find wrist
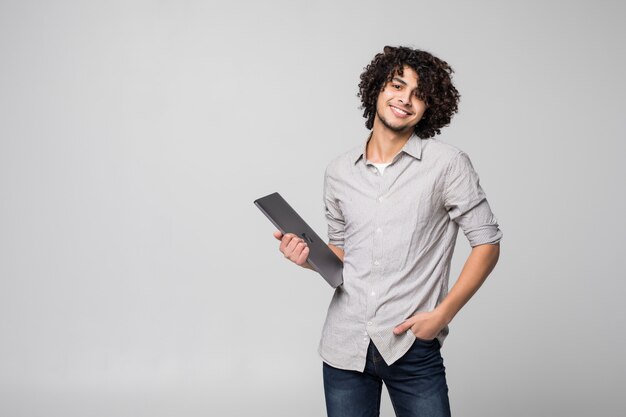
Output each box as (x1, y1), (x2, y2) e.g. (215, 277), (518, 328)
(433, 306), (453, 326)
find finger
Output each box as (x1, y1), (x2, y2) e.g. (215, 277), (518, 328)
(288, 240), (306, 261)
(279, 233), (296, 253)
(295, 245), (309, 265)
(273, 230), (283, 240)
(285, 236), (303, 257)
(393, 320), (412, 335)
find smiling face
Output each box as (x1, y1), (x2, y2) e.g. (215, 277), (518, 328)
(374, 66), (427, 134)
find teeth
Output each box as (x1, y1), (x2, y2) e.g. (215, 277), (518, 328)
(392, 106), (409, 115)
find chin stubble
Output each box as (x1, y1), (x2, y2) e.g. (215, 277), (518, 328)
(376, 109), (414, 133)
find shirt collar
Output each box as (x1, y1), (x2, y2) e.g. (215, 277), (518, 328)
(352, 131), (423, 165)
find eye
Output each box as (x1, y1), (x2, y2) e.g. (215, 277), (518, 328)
(392, 84), (401, 90)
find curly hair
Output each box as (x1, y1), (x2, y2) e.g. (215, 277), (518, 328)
(358, 46), (460, 139)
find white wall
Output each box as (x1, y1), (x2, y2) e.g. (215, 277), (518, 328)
(1, 1), (625, 416)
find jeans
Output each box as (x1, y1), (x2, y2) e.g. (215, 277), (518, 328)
(323, 338), (451, 417)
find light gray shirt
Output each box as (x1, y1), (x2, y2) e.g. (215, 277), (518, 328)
(318, 132), (503, 371)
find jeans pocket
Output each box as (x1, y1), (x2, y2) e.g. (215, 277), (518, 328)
(413, 334), (437, 344)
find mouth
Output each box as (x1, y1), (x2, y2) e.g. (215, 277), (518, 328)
(389, 105), (412, 118)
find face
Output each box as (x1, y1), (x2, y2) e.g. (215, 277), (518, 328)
(374, 66), (427, 134)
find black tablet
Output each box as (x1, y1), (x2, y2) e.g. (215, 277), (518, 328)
(254, 192), (343, 288)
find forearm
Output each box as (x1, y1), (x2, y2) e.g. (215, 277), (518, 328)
(434, 243), (500, 325)
(328, 243), (345, 262)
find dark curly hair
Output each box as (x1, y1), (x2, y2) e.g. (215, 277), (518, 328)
(358, 45), (460, 139)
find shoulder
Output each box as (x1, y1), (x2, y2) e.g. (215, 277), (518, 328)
(325, 144), (361, 177)
(421, 137), (465, 163)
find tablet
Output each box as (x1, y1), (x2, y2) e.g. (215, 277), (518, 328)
(254, 192), (343, 288)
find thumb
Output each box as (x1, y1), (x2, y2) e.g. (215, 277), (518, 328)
(393, 319), (412, 335)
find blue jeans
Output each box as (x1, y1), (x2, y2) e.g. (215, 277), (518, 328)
(323, 338), (451, 417)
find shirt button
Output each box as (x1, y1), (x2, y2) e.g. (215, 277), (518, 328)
(374, 260), (380, 266)
(367, 321), (372, 326)
(371, 291), (376, 296)
(363, 337), (368, 341)
(377, 196), (383, 202)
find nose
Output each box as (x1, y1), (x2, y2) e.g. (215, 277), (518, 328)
(398, 91), (412, 107)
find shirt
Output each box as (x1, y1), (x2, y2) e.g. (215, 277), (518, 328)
(318, 132), (503, 372)
(371, 161), (391, 175)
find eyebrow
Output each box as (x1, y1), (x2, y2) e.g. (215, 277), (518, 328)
(391, 77), (419, 91)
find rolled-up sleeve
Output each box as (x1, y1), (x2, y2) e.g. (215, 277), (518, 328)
(443, 152), (503, 247)
(323, 165), (345, 248)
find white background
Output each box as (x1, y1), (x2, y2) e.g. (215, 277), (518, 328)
(1, 1), (625, 416)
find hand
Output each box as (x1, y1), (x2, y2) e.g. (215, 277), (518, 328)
(393, 310), (447, 341)
(273, 231), (311, 268)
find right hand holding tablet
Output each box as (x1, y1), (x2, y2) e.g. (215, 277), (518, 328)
(273, 231), (311, 268)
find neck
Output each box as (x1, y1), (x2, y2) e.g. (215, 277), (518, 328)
(366, 120), (414, 163)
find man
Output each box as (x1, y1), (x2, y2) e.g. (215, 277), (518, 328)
(273, 45), (502, 417)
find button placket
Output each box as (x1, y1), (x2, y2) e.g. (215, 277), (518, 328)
(373, 175), (386, 269)
(366, 168), (388, 336)
(365, 163), (385, 336)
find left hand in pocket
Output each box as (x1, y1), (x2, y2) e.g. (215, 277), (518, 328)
(393, 310), (447, 340)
